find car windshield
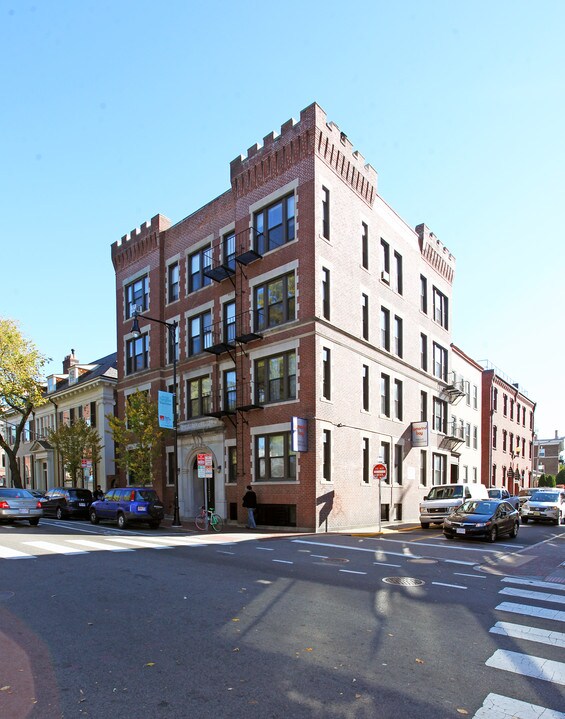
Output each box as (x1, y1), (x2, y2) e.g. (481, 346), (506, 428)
(530, 492), (559, 502)
(0, 489), (34, 499)
(426, 486), (463, 500)
(487, 489), (501, 498)
(68, 489), (92, 499)
(459, 500), (497, 515)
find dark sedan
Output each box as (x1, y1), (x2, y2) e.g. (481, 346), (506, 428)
(40, 487), (93, 519)
(443, 499), (520, 542)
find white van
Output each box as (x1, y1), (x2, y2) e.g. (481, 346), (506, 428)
(419, 483), (489, 528)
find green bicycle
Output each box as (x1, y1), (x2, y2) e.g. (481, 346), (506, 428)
(195, 506), (223, 532)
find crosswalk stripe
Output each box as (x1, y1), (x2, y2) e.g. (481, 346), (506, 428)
(473, 692), (565, 719)
(500, 587), (565, 605)
(485, 649), (565, 685)
(24, 541), (88, 555)
(0, 546), (36, 559)
(100, 537), (173, 549)
(67, 539), (134, 552)
(490, 621), (565, 648)
(502, 577), (565, 592)
(496, 602), (565, 623)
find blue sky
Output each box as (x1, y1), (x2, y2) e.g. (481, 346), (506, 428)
(1, 1), (563, 438)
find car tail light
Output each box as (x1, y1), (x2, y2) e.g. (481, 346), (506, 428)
(130, 491), (135, 501)
(0, 501), (10, 509)
(36, 501), (42, 509)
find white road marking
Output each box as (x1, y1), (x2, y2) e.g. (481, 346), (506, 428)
(485, 649), (565, 685)
(0, 546), (36, 559)
(445, 559), (476, 565)
(67, 539), (134, 552)
(293, 539), (422, 559)
(496, 602), (565, 623)
(272, 559), (293, 564)
(374, 562), (401, 568)
(490, 621), (565, 648)
(217, 550), (235, 555)
(24, 541), (88, 555)
(454, 573), (486, 579)
(432, 581), (467, 590)
(311, 554), (329, 559)
(502, 577), (565, 592)
(499, 587), (565, 605)
(256, 547), (275, 551)
(473, 692), (565, 719)
(371, 537), (515, 554)
(100, 537), (172, 549)
(339, 569), (367, 575)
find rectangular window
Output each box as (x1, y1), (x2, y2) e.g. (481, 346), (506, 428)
(255, 432), (296, 482)
(322, 267), (330, 320)
(380, 307), (390, 351)
(228, 446), (237, 483)
(503, 394), (508, 416)
(394, 444), (403, 485)
(361, 222), (369, 269)
(223, 232), (236, 271)
(168, 262), (179, 303)
(322, 187), (330, 240)
(394, 315), (403, 357)
(187, 376), (212, 418)
(420, 275), (428, 314)
(473, 425), (478, 449)
(433, 398), (447, 433)
(394, 379), (403, 420)
(362, 365), (369, 412)
(255, 193), (295, 254)
(363, 438), (370, 484)
(421, 333), (428, 371)
(362, 293), (369, 340)
(380, 239), (390, 280)
(433, 342), (448, 381)
(188, 247), (212, 293)
(125, 275), (148, 319)
(473, 385), (478, 410)
(224, 369), (237, 412)
(432, 453), (447, 485)
(255, 272), (295, 331)
(493, 425), (498, 449)
(502, 430), (507, 452)
(126, 334), (148, 374)
(322, 347), (331, 401)
(465, 423), (471, 447)
(188, 311), (212, 356)
(420, 391), (428, 422)
(432, 287), (449, 329)
(493, 388), (498, 411)
(394, 251), (403, 295)
(167, 323), (179, 364)
(323, 429), (331, 482)
(224, 301), (236, 344)
(380, 373), (390, 417)
(420, 450), (427, 486)
(380, 442), (390, 484)
(255, 351), (296, 405)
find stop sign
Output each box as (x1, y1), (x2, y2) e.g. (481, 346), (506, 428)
(373, 463), (387, 480)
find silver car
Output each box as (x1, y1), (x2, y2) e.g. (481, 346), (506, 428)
(0, 488), (43, 526)
(521, 490), (565, 525)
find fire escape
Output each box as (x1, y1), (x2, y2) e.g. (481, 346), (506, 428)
(439, 371), (467, 453)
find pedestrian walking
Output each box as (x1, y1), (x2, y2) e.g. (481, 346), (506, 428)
(242, 485), (257, 529)
(93, 485), (104, 500)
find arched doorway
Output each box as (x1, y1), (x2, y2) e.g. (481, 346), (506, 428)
(191, 456), (215, 513)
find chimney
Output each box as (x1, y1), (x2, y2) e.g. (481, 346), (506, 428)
(556, 430), (559, 439)
(62, 349), (79, 374)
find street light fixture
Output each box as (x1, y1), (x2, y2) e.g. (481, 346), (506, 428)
(131, 309), (181, 527)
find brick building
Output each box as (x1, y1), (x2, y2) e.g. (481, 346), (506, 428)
(111, 102), (461, 531)
(532, 432), (564, 483)
(449, 345), (483, 484)
(480, 363), (536, 493)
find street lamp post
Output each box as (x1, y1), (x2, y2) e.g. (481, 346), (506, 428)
(131, 310), (181, 527)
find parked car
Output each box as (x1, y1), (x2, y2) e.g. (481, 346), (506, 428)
(517, 487), (554, 508)
(443, 499), (520, 542)
(89, 487), (165, 529)
(40, 488), (93, 519)
(521, 490), (565, 525)
(0, 488), (43, 526)
(419, 483), (489, 528)
(487, 487), (520, 510)
(29, 489), (46, 499)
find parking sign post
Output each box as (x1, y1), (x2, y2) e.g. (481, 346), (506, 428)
(373, 463), (387, 533)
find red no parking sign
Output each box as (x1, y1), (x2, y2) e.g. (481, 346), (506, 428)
(373, 463), (387, 481)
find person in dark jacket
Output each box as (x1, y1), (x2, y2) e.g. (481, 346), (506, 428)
(242, 485), (257, 529)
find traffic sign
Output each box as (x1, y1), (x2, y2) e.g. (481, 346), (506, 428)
(373, 463), (387, 480)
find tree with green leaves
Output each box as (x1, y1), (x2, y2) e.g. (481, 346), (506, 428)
(556, 468), (565, 486)
(537, 473), (556, 488)
(48, 418), (102, 488)
(107, 390), (163, 486)
(0, 318), (49, 488)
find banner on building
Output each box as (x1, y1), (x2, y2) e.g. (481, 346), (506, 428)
(291, 417), (308, 452)
(411, 421), (429, 447)
(158, 391), (174, 429)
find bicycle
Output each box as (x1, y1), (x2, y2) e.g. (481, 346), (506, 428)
(194, 506), (223, 532)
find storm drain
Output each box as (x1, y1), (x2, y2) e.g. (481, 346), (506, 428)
(322, 557), (350, 564)
(382, 577), (425, 587)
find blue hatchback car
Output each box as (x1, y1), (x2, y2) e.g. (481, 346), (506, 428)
(89, 487), (165, 529)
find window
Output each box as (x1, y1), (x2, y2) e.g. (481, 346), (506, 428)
(188, 247), (212, 293)
(380, 307), (390, 351)
(433, 342), (448, 381)
(503, 394), (508, 416)
(187, 376), (211, 418)
(502, 430), (507, 452)
(510, 400), (514, 420)
(224, 301), (236, 344)
(362, 365), (369, 412)
(228, 446), (237, 483)
(361, 222), (369, 269)
(394, 444), (403, 484)
(393, 315), (403, 357)
(473, 385), (478, 409)
(362, 294), (369, 340)
(188, 311), (212, 356)
(223, 232), (236, 271)
(420, 450), (427, 486)
(363, 438), (370, 484)
(420, 275), (428, 314)
(380, 373), (390, 417)
(465, 423), (471, 447)
(224, 369), (237, 412)
(380, 442), (390, 484)
(255, 432), (296, 482)
(255, 193), (295, 254)
(493, 388), (498, 411)
(473, 426), (478, 449)
(322, 187), (330, 240)
(380, 239), (390, 280)
(126, 335), (148, 374)
(433, 398), (447, 433)
(255, 351), (296, 405)
(322, 267), (330, 320)
(167, 322), (179, 364)
(394, 379), (403, 420)
(125, 275), (148, 319)
(394, 251), (403, 295)
(421, 333), (428, 371)
(493, 425), (498, 449)
(420, 391), (428, 422)
(323, 429), (331, 482)
(168, 262), (179, 303)
(322, 347), (331, 401)
(255, 272), (295, 331)
(432, 287), (448, 329)
(432, 453), (447, 485)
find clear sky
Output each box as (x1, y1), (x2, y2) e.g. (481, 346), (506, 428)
(2, 1), (563, 439)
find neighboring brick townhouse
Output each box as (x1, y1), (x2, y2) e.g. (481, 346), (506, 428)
(111, 102), (464, 531)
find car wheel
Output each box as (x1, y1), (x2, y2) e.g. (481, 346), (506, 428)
(117, 513), (127, 530)
(89, 509), (99, 525)
(149, 521), (160, 529)
(487, 526), (498, 543)
(420, 522), (430, 529)
(28, 518), (40, 526)
(56, 506), (64, 520)
(509, 522), (519, 538)
(443, 532), (455, 540)
(553, 517), (560, 525)
(521, 517), (529, 524)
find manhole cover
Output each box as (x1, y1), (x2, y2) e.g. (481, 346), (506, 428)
(382, 577), (425, 587)
(322, 557), (350, 564)
(0, 591), (15, 602)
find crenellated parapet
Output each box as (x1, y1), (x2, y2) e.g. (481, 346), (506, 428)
(230, 102), (377, 205)
(416, 223), (456, 284)
(111, 214), (171, 271)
